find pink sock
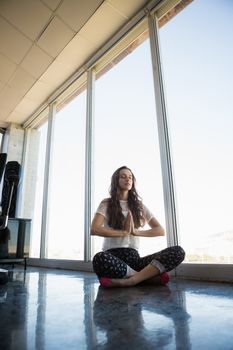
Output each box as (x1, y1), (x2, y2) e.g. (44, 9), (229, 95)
(160, 272), (169, 285)
(99, 277), (111, 287)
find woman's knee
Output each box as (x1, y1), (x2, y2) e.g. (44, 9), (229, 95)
(165, 245), (185, 263)
(92, 252), (106, 275)
(175, 245), (185, 262)
(93, 251), (106, 265)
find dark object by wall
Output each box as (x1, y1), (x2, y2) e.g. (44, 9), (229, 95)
(1, 161), (21, 218)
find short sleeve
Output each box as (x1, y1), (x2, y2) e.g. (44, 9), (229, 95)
(142, 204), (154, 223)
(96, 200), (108, 218)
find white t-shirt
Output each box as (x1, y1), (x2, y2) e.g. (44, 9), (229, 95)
(96, 199), (154, 251)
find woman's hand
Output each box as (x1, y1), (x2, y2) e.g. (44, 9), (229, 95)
(125, 211), (138, 236)
(124, 211), (132, 233)
(91, 213), (130, 238)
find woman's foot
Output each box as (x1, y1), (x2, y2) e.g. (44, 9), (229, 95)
(141, 272), (170, 285)
(99, 272), (169, 288)
(99, 276), (134, 287)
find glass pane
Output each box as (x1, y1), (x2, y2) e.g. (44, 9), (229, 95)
(159, 0), (233, 263)
(30, 122), (48, 258)
(47, 91), (86, 260)
(92, 36), (166, 257)
(8, 219), (31, 258)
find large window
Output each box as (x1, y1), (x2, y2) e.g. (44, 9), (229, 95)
(159, 0), (233, 262)
(46, 90), (86, 260)
(92, 36), (166, 257)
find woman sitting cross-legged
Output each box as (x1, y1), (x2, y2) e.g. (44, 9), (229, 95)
(91, 166), (185, 288)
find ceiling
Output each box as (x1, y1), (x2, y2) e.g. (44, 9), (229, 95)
(0, 0), (152, 128)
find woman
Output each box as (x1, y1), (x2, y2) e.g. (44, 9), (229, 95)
(91, 166), (185, 287)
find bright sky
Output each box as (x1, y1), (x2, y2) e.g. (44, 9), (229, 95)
(159, 0), (233, 244)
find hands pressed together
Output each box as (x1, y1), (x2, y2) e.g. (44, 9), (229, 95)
(123, 211), (138, 237)
(91, 207), (164, 238)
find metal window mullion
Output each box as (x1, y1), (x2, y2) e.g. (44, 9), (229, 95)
(40, 102), (56, 258)
(148, 14), (178, 247)
(84, 69), (95, 262)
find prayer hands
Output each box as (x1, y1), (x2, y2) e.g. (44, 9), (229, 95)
(124, 211), (138, 236)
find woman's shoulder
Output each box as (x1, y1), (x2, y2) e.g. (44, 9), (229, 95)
(141, 202), (154, 222)
(99, 198), (110, 205)
(97, 198), (110, 209)
(96, 198), (110, 217)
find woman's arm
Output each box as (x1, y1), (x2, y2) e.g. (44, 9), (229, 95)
(134, 217), (165, 237)
(91, 213), (129, 238)
(129, 211), (165, 237)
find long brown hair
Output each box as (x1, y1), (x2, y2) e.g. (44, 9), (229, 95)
(107, 166), (145, 229)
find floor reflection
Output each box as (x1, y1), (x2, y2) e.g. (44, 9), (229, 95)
(0, 270), (28, 350)
(0, 268), (233, 350)
(0, 284), (7, 303)
(92, 284), (191, 349)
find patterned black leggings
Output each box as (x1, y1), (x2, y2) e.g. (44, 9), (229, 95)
(92, 245), (185, 278)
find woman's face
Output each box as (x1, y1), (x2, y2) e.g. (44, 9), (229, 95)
(118, 168), (133, 191)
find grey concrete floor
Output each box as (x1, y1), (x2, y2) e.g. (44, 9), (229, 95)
(0, 267), (233, 350)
